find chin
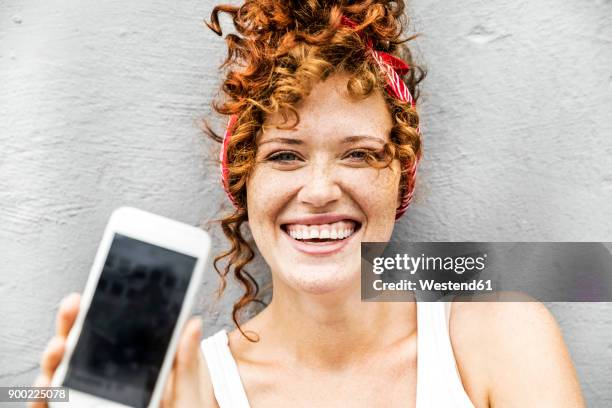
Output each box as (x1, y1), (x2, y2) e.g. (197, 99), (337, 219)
(277, 262), (360, 296)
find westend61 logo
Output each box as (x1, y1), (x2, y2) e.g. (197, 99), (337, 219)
(371, 253), (488, 275)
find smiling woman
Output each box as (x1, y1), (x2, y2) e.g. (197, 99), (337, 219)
(191, 1), (587, 408)
(205, 0), (423, 338)
(18, 0), (605, 406)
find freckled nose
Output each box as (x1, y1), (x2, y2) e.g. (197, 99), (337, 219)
(297, 164), (342, 208)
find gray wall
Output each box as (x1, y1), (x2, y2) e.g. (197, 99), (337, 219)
(1, 0), (610, 405)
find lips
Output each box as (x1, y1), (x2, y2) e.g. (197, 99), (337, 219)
(279, 215), (362, 255)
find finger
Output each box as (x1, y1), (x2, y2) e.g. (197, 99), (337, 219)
(174, 318), (203, 394)
(56, 293), (81, 338)
(34, 374), (50, 387)
(27, 375), (51, 408)
(27, 399), (48, 408)
(160, 368), (175, 408)
(40, 336), (65, 379)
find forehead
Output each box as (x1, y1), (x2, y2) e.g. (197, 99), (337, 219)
(259, 73), (393, 143)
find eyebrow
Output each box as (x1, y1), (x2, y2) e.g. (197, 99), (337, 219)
(258, 135), (385, 146)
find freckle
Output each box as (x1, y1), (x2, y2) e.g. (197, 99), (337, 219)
(12, 15), (22, 24)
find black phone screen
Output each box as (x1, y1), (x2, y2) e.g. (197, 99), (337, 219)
(63, 233), (197, 408)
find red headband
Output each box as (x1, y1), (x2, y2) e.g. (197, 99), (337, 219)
(220, 16), (420, 220)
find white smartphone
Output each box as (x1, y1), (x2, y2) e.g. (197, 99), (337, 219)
(49, 207), (211, 408)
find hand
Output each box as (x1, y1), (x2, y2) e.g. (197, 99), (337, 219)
(29, 293), (208, 408)
(160, 317), (206, 408)
(28, 292), (80, 408)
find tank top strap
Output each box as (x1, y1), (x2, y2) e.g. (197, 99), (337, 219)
(415, 301), (475, 408)
(200, 329), (251, 408)
(201, 304), (473, 408)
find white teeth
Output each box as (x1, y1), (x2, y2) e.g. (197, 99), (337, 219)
(285, 220), (357, 241)
(309, 226), (318, 239)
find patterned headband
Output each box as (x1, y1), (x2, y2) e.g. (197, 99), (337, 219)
(220, 15), (419, 220)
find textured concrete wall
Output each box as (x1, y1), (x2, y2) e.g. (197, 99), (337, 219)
(1, 0), (610, 405)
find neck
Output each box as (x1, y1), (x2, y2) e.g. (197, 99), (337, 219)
(259, 275), (417, 369)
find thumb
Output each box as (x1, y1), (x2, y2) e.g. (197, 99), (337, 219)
(173, 317), (203, 399)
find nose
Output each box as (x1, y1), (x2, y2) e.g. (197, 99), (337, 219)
(296, 161), (342, 209)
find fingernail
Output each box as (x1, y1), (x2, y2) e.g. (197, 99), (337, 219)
(50, 336), (64, 350)
(192, 316), (203, 337)
(58, 293), (76, 309)
(68, 292), (80, 304)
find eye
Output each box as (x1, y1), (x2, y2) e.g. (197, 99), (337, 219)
(266, 151), (301, 162)
(346, 149), (381, 162)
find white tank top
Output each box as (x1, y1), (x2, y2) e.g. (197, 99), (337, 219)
(200, 301), (475, 407)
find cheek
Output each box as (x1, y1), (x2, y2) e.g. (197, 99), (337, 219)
(245, 166), (291, 236)
(341, 163), (401, 236)
(352, 168), (399, 208)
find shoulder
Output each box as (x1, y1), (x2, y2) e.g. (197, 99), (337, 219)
(449, 293), (558, 339)
(448, 294), (562, 368)
(448, 294), (585, 407)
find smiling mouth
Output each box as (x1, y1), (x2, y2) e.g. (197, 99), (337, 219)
(281, 220), (362, 244)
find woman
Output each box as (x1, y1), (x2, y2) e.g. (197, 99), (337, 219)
(33, 1), (585, 407)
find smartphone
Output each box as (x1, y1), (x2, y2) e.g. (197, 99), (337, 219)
(49, 207), (211, 408)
